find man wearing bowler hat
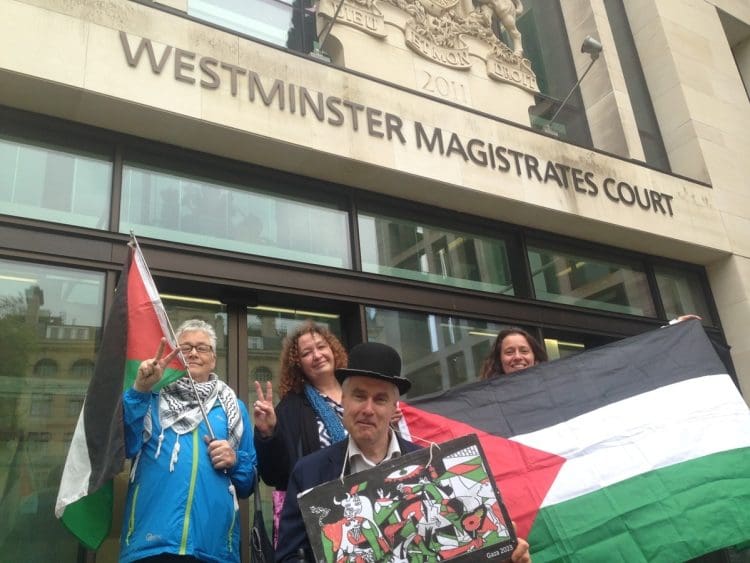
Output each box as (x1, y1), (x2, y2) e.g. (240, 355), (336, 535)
(275, 342), (531, 563)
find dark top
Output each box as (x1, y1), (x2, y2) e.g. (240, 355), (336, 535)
(275, 435), (421, 562)
(254, 391), (322, 491)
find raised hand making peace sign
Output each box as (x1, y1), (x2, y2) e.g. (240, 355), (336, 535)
(253, 380), (277, 439)
(133, 337), (180, 393)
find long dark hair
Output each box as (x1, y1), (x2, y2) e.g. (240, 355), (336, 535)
(479, 327), (548, 379)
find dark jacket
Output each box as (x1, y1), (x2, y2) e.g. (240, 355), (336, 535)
(254, 391), (322, 491)
(275, 435), (420, 562)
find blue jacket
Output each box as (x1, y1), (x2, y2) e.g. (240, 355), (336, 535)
(119, 387), (256, 563)
(276, 435), (420, 562)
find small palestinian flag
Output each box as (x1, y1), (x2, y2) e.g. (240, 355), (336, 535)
(123, 241), (186, 391)
(55, 240), (184, 549)
(401, 321), (750, 562)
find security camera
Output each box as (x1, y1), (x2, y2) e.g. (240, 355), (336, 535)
(581, 36), (602, 59)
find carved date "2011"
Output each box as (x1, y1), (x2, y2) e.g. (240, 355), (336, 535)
(419, 70), (469, 104)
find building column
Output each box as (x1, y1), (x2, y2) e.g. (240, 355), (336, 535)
(708, 256), (750, 403)
(631, 0), (750, 403)
(558, 0), (646, 159)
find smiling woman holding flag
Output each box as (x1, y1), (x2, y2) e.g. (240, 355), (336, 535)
(119, 319), (257, 563)
(479, 328), (548, 378)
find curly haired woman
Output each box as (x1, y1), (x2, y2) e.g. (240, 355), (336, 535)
(252, 321), (348, 538)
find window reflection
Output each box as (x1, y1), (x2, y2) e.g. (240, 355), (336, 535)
(189, 0), (315, 52)
(654, 265), (712, 324)
(365, 307), (514, 398)
(29, 394), (53, 417)
(521, 1), (593, 146)
(604, 0), (670, 172)
(527, 243), (656, 316)
(121, 164), (351, 268)
(364, 307), (631, 395)
(0, 259), (105, 561)
(191, 0), (293, 45)
(244, 306), (342, 403)
(160, 295), (228, 381)
(543, 337), (586, 361)
(359, 212), (514, 294)
(67, 397), (84, 417)
(447, 351), (468, 387)
(70, 359), (95, 379)
(244, 306), (342, 541)
(33, 359), (59, 378)
(540, 328), (615, 361)
(0, 134), (112, 229)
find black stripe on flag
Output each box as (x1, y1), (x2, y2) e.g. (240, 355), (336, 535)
(83, 249), (130, 490)
(407, 321), (728, 437)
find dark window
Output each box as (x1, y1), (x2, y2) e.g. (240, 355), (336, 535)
(605, 0), (670, 171)
(365, 307), (519, 398)
(527, 242), (656, 317)
(70, 359), (95, 379)
(33, 359), (59, 378)
(359, 211), (514, 294)
(521, 0), (593, 146)
(654, 265), (714, 324)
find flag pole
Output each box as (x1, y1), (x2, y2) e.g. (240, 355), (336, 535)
(129, 232), (217, 441)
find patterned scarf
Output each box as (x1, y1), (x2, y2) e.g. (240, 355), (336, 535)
(304, 383), (347, 445)
(142, 373), (243, 471)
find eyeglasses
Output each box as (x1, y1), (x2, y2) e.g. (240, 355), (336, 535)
(178, 344), (213, 355)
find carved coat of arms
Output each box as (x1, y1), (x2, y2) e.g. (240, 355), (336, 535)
(318, 0), (538, 93)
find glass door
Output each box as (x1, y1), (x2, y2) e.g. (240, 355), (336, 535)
(0, 260), (105, 563)
(244, 305), (344, 543)
(245, 306), (343, 403)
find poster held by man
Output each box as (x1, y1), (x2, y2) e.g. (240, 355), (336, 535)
(299, 433), (517, 562)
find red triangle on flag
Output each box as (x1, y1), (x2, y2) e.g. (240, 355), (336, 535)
(122, 245), (185, 390)
(401, 403), (565, 539)
(126, 246), (178, 363)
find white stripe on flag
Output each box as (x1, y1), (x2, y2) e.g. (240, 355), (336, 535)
(512, 374), (750, 507)
(55, 403), (93, 517)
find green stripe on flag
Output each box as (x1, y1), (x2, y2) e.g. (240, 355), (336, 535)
(60, 482), (114, 551)
(529, 447), (750, 562)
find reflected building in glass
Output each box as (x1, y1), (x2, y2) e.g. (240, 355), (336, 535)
(0, 262), (104, 561)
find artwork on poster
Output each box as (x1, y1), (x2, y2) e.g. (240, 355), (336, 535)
(299, 434), (517, 562)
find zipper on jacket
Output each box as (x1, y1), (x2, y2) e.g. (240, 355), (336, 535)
(125, 483), (140, 546)
(179, 430), (200, 554)
(226, 500), (237, 552)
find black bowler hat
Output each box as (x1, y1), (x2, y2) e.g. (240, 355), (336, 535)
(336, 342), (412, 395)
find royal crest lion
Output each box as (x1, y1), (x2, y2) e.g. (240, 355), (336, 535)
(457, 0), (524, 55)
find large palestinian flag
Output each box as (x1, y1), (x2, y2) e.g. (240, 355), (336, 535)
(55, 241), (184, 549)
(401, 321), (750, 562)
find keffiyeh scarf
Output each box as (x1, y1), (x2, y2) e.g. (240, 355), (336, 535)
(141, 373), (243, 472)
